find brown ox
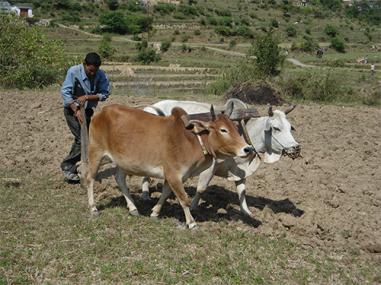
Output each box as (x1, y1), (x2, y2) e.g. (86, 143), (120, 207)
(83, 104), (253, 228)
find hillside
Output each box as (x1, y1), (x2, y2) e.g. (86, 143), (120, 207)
(11, 0), (381, 46)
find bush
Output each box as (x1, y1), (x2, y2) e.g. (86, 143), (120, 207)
(234, 25), (253, 38)
(330, 37), (345, 52)
(208, 59), (259, 95)
(285, 25), (297, 37)
(324, 24), (338, 37)
(136, 40), (148, 51)
(98, 35), (116, 59)
(154, 3), (176, 14)
(99, 11), (128, 34)
(160, 41), (171, 52)
(99, 11), (153, 35)
(215, 26), (232, 37)
(137, 48), (160, 65)
(281, 69), (343, 102)
(270, 19), (279, 28)
(106, 0), (119, 10)
(250, 33), (285, 77)
(300, 36), (318, 52)
(0, 15), (69, 88)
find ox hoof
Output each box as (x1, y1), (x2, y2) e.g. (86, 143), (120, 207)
(150, 213), (159, 219)
(188, 222), (198, 230)
(129, 209), (140, 216)
(90, 208), (99, 217)
(242, 210), (254, 219)
(141, 192), (152, 201)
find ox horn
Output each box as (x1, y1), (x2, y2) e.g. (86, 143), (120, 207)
(210, 105), (216, 121)
(284, 104), (296, 115)
(268, 105), (273, 117)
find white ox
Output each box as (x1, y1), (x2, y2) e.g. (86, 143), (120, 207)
(143, 99), (300, 217)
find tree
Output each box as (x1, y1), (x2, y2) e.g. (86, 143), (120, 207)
(250, 33), (285, 77)
(0, 15), (69, 88)
(98, 35), (116, 59)
(106, 0), (119, 10)
(100, 11), (128, 34)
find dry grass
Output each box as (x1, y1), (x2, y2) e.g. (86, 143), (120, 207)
(1, 171), (380, 284)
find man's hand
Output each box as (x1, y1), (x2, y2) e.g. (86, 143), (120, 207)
(76, 95), (88, 106)
(75, 109), (84, 124)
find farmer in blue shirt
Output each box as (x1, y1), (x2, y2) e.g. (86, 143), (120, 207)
(60, 52), (110, 183)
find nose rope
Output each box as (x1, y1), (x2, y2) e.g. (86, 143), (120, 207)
(240, 120), (260, 159)
(196, 133), (209, 156)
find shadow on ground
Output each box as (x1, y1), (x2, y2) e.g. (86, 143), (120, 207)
(98, 183), (304, 228)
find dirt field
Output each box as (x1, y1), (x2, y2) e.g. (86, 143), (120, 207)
(1, 89), (380, 260)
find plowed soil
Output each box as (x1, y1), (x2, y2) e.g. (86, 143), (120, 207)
(1, 89), (380, 257)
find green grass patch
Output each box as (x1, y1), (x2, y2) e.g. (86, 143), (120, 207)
(0, 171), (380, 284)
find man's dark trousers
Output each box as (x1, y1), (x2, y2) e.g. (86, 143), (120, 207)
(61, 107), (94, 174)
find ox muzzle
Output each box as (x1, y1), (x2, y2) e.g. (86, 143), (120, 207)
(282, 145), (301, 159)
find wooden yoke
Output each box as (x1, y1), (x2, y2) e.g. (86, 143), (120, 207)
(187, 108), (260, 122)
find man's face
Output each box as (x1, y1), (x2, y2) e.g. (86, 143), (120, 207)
(84, 64), (99, 78)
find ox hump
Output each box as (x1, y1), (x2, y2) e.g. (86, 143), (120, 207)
(171, 107), (188, 119)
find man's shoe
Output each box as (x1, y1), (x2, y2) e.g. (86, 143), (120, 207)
(63, 171), (80, 184)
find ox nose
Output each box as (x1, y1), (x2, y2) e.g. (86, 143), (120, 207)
(244, 146), (254, 154)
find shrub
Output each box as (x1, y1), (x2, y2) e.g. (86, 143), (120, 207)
(99, 11), (128, 34)
(285, 25), (297, 37)
(270, 19), (279, 28)
(160, 41), (171, 52)
(281, 69), (343, 102)
(154, 3), (176, 14)
(99, 11), (153, 34)
(250, 33), (285, 77)
(106, 0), (119, 10)
(208, 59), (259, 95)
(324, 24), (338, 37)
(215, 26), (232, 37)
(300, 35), (318, 52)
(137, 48), (160, 65)
(229, 39), (237, 49)
(0, 15), (69, 88)
(136, 40), (148, 51)
(330, 37), (345, 52)
(235, 25), (253, 38)
(194, 29), (201, 35)
(98, 35), (116, 59)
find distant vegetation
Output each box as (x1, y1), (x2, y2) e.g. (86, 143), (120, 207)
(0, 15), (69, 88)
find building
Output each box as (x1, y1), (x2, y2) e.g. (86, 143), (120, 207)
(0, 1), (12, 13)
(13, 3), (33, 18)
(0, 1), (33, 17)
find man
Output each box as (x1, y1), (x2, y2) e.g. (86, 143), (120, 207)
(60, 52), (110, 183)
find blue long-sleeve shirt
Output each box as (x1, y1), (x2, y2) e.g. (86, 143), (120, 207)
(60, 64), (110, 108)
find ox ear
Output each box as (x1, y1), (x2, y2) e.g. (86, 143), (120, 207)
(188, 120), (210, 133)
(181, 115), (210, 132)
(224, 100), (234, 118)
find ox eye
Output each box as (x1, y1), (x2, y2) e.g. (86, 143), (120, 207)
(273, 127), (281, 132)
(291, 125), (296, 131)
(220, 128), (228, 133)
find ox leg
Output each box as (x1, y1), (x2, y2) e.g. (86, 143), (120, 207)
(85, 145), (104, 216)
(191, 163), (215, 211)
(151, 181), (171, 218)
(115, 168), (139, 216)
(235, 178), (253, 217)
(141, 176), (152, 201)
(166, 175), (197, 229)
